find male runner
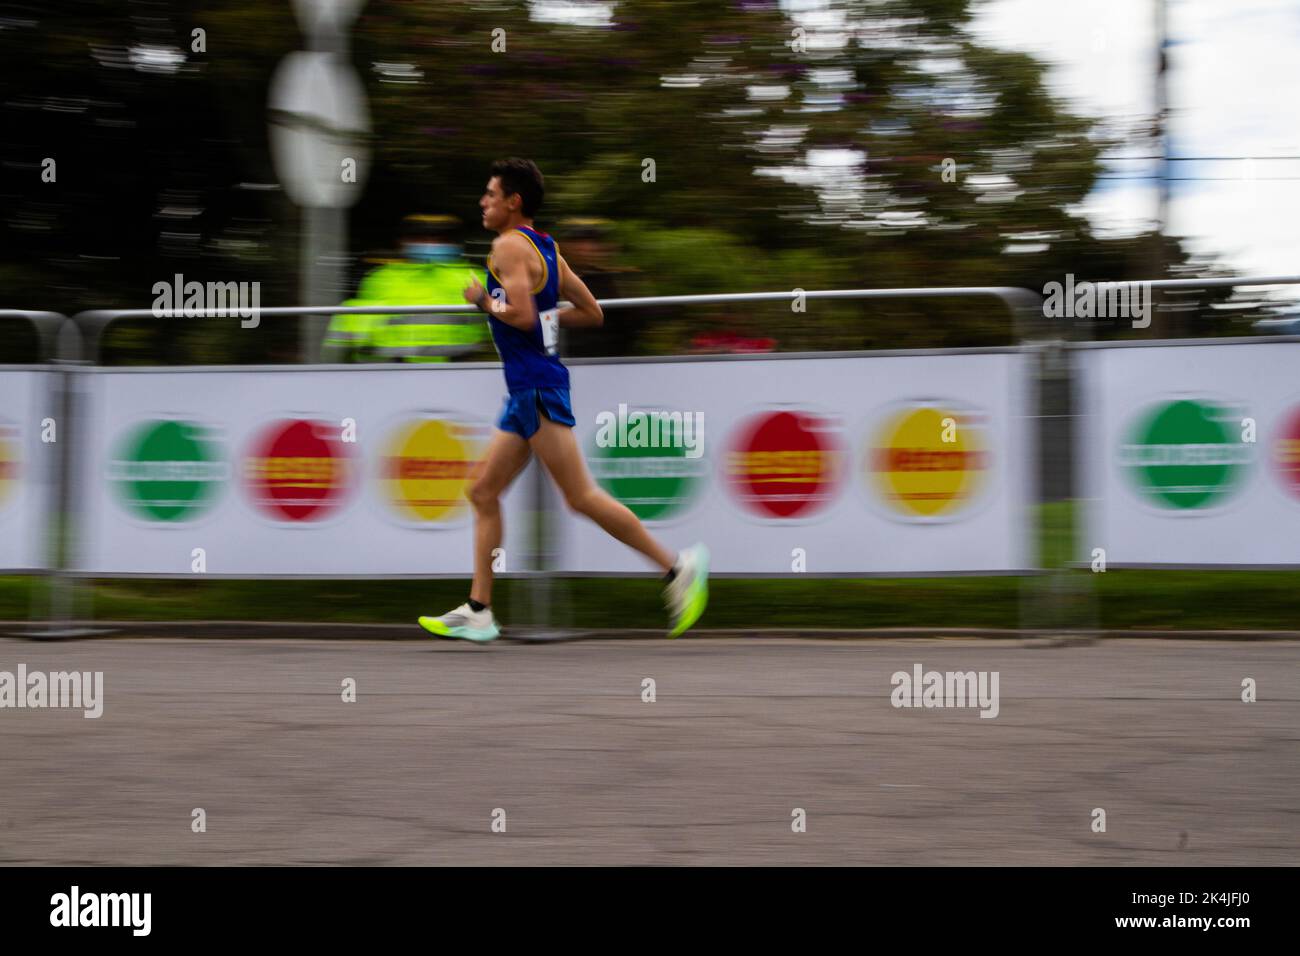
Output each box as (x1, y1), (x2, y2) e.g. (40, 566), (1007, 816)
(419, 158), (709, 642)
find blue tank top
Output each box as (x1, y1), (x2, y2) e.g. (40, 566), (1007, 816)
(485, 225), (570, 393)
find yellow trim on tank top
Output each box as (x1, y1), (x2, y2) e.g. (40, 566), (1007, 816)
(485, 230), (547, 294)
(512, 228), (549, 294)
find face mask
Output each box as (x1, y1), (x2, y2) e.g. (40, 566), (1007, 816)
(405, 243), (461, 263)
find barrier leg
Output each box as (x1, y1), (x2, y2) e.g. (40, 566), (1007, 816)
(1017, 342), (1100, 645)
(511, 454), (580, 643)
(35, 343), (110, 638)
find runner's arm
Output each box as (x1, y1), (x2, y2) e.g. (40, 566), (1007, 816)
(556, 254), (604, 329)
(464, 235), (537, 331)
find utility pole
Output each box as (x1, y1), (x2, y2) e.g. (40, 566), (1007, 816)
(1151, 0), (1171, 336)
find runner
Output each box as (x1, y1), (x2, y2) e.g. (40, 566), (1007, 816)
(419, 157), (709, 642)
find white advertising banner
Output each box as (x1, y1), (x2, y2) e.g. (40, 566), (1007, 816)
(1076, 339), (1300, 566)
(0, 370), (55, 571)
(560, 351), (1033, 574)
(72, 366), (536, 575)
(71, 352), (1034, 576)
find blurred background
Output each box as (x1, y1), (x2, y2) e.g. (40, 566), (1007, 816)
(2, 0), (1297, 367)
(2, 0), (1298, 632)
(5, 2), (1300, 872)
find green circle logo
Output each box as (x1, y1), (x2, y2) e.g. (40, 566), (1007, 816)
(1119, 399), (1252, 510)
(109, 419), (228, 522)
(587, 409), (707, 521)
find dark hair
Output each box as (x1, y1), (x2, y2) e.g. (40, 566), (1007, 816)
(490, 157), (544, 218)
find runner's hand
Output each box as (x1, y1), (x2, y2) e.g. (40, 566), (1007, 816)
(463, 278), (487, 307)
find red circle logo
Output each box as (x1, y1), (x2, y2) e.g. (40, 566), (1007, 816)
(1273, 406), (1300, 501)
(725, 409), (844, 518)
(244, 419), (353, 521)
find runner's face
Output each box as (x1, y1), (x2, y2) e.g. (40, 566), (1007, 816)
(481, 177), (516, 231)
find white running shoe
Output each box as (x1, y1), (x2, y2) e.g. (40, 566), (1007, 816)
(418, 603), (500, 642)
(664, 543), (710, 639)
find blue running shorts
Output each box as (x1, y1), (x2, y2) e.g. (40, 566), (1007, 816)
(496, 387), (576, 439)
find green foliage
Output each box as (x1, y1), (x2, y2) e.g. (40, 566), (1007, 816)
(0, 0), (1268, 363)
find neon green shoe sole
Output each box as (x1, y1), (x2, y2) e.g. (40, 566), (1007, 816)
(418, 616), (500, 643)
(668, 549), (710, 639)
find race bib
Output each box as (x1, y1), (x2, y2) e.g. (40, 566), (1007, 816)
(540, 307), (559, 355)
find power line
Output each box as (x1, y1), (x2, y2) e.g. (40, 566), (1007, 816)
(1096, 175), (1300, 181)
(1103, 155), (1300, 162)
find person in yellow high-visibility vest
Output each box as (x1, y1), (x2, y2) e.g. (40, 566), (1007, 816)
(325, 215), (492, 363)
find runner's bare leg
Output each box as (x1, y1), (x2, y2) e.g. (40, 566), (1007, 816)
(466, 428), (533, 606)
(528, 414), (676, 572)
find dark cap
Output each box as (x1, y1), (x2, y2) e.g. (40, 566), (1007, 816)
(401, 214), (461, 240)
(559, 217), (613, 241)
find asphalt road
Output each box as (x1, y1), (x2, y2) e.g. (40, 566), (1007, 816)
(1, 636), (1296, 865)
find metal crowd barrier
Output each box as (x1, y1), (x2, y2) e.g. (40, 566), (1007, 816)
(65, 287), (1044, 639)
(9, 276), (1293, 639)
(0, 311), (72, 635)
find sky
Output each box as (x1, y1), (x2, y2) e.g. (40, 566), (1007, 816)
(970, 0), (1300, 285)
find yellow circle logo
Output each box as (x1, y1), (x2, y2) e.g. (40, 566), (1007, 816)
(380, 417), (484, 524)
(869, 406), (988, 518)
